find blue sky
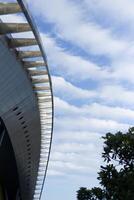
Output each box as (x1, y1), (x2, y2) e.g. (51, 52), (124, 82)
(30, 1), (134, 199)
(2, 0), (134, 199)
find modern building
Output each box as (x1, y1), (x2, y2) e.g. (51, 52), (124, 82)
(0, 1), (53, 200)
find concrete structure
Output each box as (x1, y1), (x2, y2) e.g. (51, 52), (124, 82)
(0, 1), (53, 200)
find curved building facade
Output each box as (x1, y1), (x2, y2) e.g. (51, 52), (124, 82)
(0, 1), (54, 200)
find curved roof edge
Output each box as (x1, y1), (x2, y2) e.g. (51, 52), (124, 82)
(16, 0), (54, 199)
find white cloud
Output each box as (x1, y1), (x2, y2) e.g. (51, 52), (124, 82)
(53, 143), (97, 153)
(100, 84), (134, 106)
(48, 128), (103, 176)
(54, 97), (134, 123)
(111, 60), (134, 84)
(55, 116), (130, 133)
(30, 0), (129, 58)
(41, 33), (134, 86)
(49, 160), (97, 175)
(52, 76), (96, 100)
(30, 0), (134, 88)
(47, 169), (65, 176)
(55, 130), (102, 143)
(53, 78), (134, 106)
(41, 33), (110, 81)
(49, 145), (102, 175)
(84, 0), (134, 34)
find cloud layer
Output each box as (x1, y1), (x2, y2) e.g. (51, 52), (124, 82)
(27, 1), (134, 199)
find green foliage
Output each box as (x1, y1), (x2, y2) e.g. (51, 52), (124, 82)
(77, 127), (134, 200)
(77, 187), (105, 200)
(77, 187), (91, 200)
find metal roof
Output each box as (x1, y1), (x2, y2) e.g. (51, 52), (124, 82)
(0, 1), (54, 199)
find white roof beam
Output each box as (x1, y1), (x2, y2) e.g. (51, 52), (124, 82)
(23, 61), (46, 68)
(0, 3), (21, 15)
(18, 51), (42, 59)
(0, 23), (31, 34)
(29, 70), (48, 76)
(8, 38), (37, 48)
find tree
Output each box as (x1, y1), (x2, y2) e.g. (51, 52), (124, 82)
(77, 187), (104, 200)
(77, 127), (134, 200)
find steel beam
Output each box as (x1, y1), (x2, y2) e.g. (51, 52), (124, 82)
(8, 38), (37, 48)
(34, 85), (50, 91)
(38, 98), (52, 103)
(0, 3), (21, 15)
(29, 70), (48, 76)
(0, 23), (31, 34)
(32, 78), (49, 84)
(36, 93), (51, 97)
(23, 61), (46, 68)
(39, 107), (52, 109)
(18, 51), (42, 58)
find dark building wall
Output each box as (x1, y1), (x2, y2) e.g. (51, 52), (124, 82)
(0, 35), (41, 200)
(0, 117), (19, 200)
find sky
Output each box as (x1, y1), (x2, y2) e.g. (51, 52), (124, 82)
(2, 0), (134, 199)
